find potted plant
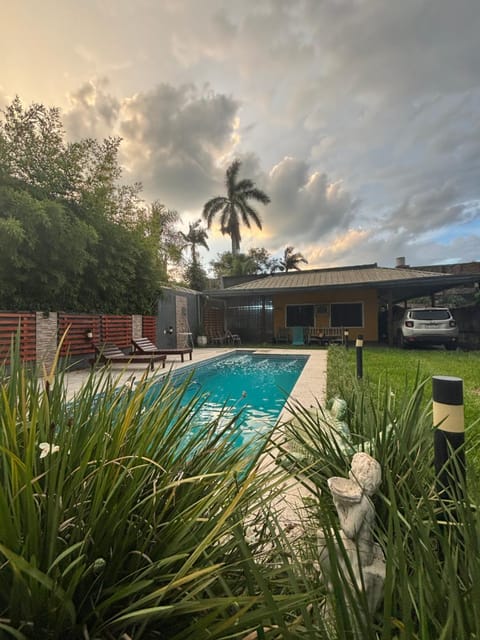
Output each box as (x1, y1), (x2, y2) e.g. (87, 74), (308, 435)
(196, 324), (208, 347)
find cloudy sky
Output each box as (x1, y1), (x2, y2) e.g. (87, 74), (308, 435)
(2, 0), (480, 271)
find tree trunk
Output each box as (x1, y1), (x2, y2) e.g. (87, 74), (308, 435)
(231, 226), (241, 255)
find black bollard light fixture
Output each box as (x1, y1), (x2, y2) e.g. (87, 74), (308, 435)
(433, 375), (466, 507)
(356, 334), (364, 379)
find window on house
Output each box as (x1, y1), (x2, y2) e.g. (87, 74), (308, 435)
(286, 304), (314, 327)
(331, 303), (363, 327)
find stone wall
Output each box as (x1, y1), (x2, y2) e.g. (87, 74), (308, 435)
(131, 315), (143, 340)
(35, 311), (58, 371)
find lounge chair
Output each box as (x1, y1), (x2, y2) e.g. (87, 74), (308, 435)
(91, 342), (166, 371)
(132, 337), (193, 362)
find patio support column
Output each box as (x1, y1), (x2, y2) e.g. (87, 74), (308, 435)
(387, 291), (394, 347)
(261, 296), (266, 343)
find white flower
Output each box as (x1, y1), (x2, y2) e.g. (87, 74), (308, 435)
(39, 442), (60, 459)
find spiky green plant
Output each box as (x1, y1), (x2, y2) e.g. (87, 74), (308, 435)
(0, 340), (326, 639)
(281, 346), (480, 639)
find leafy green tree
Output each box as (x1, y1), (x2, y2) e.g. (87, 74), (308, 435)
(137, 201), (183, 281)
(0, 97), (143, 225)
(211, 247), (281, 279)
(210, 251), (258, 278)
(0, 180), (96, 310)
(248, 247), (282, 274)
(183, 261), (209, 291)
(0, 97), (65, 195)
(203, 159), (270, 255)
(281, 245), (308, 272)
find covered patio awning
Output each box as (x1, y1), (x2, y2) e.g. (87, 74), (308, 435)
(205, 264), (479, 303)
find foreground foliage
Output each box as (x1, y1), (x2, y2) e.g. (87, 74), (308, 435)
(0, 345), (327, 639)
(281, 346), (480, 639)
(3, 341), (480, 639)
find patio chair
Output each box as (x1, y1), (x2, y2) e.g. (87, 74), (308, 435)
(226, 330), (241, 345)
(132, 337), (193, 362)
(275, 327), (291, 344)
(91, 342), (166, 371)
(208, 330), (226, 345)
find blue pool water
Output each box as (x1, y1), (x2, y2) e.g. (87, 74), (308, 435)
(149, 351), (308, 451)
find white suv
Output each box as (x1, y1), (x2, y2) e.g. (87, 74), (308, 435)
(396, 307), (458, 350)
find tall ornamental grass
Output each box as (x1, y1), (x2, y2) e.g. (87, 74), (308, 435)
(0, 342), (324, 639)
(281, 345), (480, 639)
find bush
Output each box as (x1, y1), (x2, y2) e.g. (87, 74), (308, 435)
(0, 344), (323, 639)
(281, 346), (480, 639)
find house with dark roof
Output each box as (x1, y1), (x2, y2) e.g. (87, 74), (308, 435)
(202, 262), (479, 345)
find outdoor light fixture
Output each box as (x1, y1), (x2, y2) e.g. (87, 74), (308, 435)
(85, 328), (93, 340)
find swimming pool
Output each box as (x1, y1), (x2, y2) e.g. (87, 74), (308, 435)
(148, 351), (308, 452)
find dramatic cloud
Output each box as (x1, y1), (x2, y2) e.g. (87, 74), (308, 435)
(64, 78), (120, 140)
(262, 157), (358, 249)
(118, 84), (240, 209)
(2, 0), (480, 268)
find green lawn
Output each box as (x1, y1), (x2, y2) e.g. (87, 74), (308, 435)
(327, 345), (480, 475)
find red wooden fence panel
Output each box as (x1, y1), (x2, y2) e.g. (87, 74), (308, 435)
(58, 314), (101, 356)
(101, 315), (132, 350)
(142, 316), (157, 343)
(0, 313), (36, 363)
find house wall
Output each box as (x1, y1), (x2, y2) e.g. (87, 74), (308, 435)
(272, 288), (379, 342)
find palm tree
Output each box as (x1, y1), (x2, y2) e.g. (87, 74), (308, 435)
(202, 160), (270, 255)
(179, 219), (209, 265)
(281, 246), (308, 272)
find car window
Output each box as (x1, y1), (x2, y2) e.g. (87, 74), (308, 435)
(410, 310), (450, 320)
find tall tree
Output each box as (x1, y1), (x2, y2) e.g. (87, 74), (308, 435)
(137, 201), (183, 281)
(0, 97), (143, 224)
(179, 219), (209, 290)
(281, 246), (308, 272)
(203, 160), (270, 255)
(179, 219), (209, 264)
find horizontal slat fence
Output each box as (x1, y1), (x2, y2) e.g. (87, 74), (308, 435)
(142, 316), (157, 343)
(0, 313), (36, 363)
(0, 313), (155, 365)
(101, 315), (132, 350)
(58, 314), (102, 356)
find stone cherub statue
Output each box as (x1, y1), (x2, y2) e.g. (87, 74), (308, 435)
(325, 452), (386, 615)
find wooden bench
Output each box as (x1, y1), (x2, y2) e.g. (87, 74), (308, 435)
(307, 327), (345, 346)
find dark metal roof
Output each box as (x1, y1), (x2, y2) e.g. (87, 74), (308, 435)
(204, 264), (479, 304)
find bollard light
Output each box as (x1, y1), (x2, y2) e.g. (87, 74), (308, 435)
(433, 375), (466, 507)
(344, 329), (349, 349)
(85, 328), (93, 340)
(356, 334), (364, 379)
